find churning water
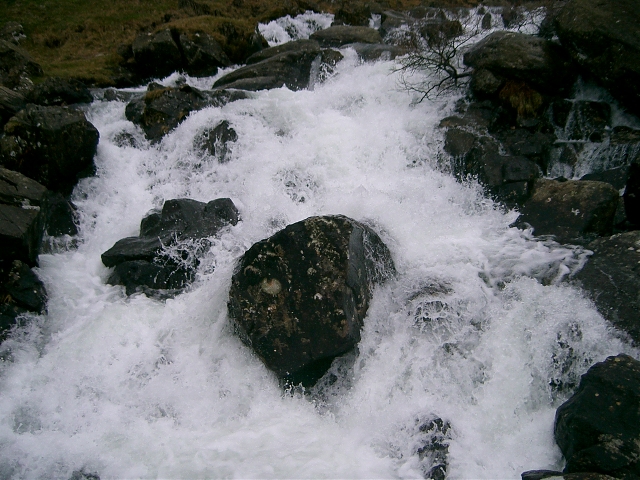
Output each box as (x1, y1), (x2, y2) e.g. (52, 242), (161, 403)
(0, 14), (637, 480)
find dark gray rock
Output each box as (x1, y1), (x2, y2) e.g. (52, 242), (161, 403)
(228, 215), (395, 387)
(0, 203), (43, 266)
(555, 354), (640, 477)
(0, 259), (47, 340)
(521, 471), (614, 480)
(0, 85), (25, 128)
(195, 120), (237, 163)
(494, 129), (555, 171)
(309, 25), (382, 48)
(102, 198), (239, 295)
(481, 13), (492, 30)
(0, 104), (99, 194)
(573, 232), (640, 343)
(380, 11), (415, 37)
(0, 22), (25, 45)
(25, 77), (93, 106)
(517, 179), (619, 243)
(213, 42), (340, 92)
(131, 29), (182, 79)
(470, 68), (504, 98)
(581, 166), (630, 192)
(554, 0), (640, 117)
(332, 4), (373, 27)
(463, 31), (575, 94)
(180, 32), (231, 77)
(0, 39), (42, 91)
(245, 39), (320, 65)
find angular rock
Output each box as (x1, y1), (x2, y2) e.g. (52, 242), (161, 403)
(380, 11), (415, 37)
(213, 41), (330, 92)
(517, 179), (619, 243)
(132, 29), (182, 80)
(0, 22), (25, 45)
(180, 32), (231, 77)
(0, 104), (99, 194)
(581, 166), (630, 192)
(0, 85), (25, 127)
(463, 31), (575, 94)
(623, 163), (640, 226)
(522, 471), (616, 480)
(25, 77), (93, 106)
(0, 259), (47, 340)
(494, 129), (555, 171)
(309, 25), (382, 48)
(470, 68), (504, 98)
(573, 231), (640, 343)
(0, 203), (43, 266)
(245, 39), (320, 65)
(0, 39), (42, 91)
(554, 0), (640, 117)
(228, 215), (395, 387)
(102, 198), (238, 295)
(332, 4), (373, 27)
(194, 120), (237, 163)
(555, 354), (640, 477)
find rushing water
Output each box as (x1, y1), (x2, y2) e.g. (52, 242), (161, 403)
(0, 13), (638, 480)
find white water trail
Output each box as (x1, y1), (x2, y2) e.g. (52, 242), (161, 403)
(0, 48), (635, 479)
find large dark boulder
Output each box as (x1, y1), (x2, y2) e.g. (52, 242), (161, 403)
(463, 31), (575, 95)
(554, 0), (640, 117)
(131, 29), (182, 80)
(124, 84), (247, 143)
(25, 77), (93, 106)
(0, 39), (42, 91)
(213, 40), (342, 92)
(344, 43), (408, 62)
(0, 167), (76, 265)
(245, 39), (320, 65)
(309, 25), (383, 48)
(0, 105), (99, 195)
(102, 198), (239, 295)
(0, 259), (47, 341)
(517, 179), (619, 243)
(180, 32), (231, 77)
(228, 215), (395, 387)
(555, 354), (640, 477)
(573, 231), (640, 343)
(194, 120), (237, 163)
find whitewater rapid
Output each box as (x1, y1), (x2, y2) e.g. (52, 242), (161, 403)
(0, 20), (637, 479)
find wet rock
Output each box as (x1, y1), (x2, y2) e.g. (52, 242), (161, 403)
(131, 29), (182, 80)
(228, 215), (395, 387)
(0, 104), (99, 195)
(623, 163), (640, 226)
(580, 166), (630, 192)
(245, 39), (320, 65)
(309, 25), (382, 48)
(481, 13), (492, 30)
(125, 84), (211, 143)
(344, 43), (407, 62)
(102, 198), (239, 295)
(332, 3), (373, 27)
(416, 417), (451, 480)
(0, 259), (47, 340)
(25, 77), (93, 106)
(419, 19), (463, 47)
(195, 120), (237, 163)
(521, 471), (615, 480)
(213, 41), (338, 92)
(0, 39), (43, 91)
(517, 179), (619, 243)
(463, 31), (575, 95)
(494, 129), (555, 171)
(573, 232), (640, 343)
(554, 0), (640, 117)
(559, 101), (612, 143)
(0, 203), (43, 266)
(380, 11), (415, 37)
(554, 354), (640, 477)
(446, 129), (540, 203)
(0, 85), (25, 128)
(470, 68), (504, 98)
(180, 32), (231, 77)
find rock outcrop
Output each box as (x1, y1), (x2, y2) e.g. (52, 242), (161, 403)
(228, 215), (395, 387)
(0, 259), (46, 341)
(25, 77), (93, 106)
(102, 198), (239, 295)
(309, 25), (383, 48)
(555, 354), (640, 477)
(554, 0), (640, 117)
(0, 39), (42, 91)
(0, 104), (99, 195)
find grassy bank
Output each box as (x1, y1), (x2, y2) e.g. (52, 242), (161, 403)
(1, 0), (527, 86)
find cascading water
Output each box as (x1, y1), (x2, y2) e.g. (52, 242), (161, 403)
(0, 12), (637, 480)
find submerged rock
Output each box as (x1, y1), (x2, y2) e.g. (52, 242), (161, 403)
(228, 215), (395, 387)
(555, 354), (640, 477)
(102, 198), (239, 295)
(194, 120), (237, 163)
(0, 104), (99, 195)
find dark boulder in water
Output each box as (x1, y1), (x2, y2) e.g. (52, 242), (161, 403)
(102, 198), (239, 295)
(309, 25), (383, 48)
(194, 120), (237, 163)
(227, 215), (395, 387)
(554, 354), (640, 477)
(573, 231), (640, 344)
(25, 77), (93, 106)
(0, 104), (99, 195)
(516, 179), (619, 243)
